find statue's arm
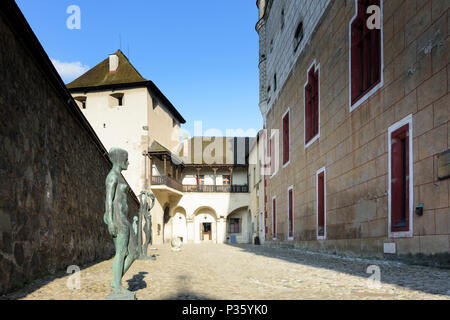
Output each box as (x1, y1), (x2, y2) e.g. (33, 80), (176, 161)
(148, 193), (156, 211)
(105, 174), (118, 235)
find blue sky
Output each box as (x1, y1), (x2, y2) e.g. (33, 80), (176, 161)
(16, 0), (262, 137)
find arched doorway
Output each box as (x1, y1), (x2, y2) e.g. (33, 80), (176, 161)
(172, 207), (187, 243)
(193, 207), (217, 243)
(227, 207), (250, 244)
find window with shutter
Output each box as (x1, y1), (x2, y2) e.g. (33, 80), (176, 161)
(282, 110), (290, 165)
(270, 135), (275, 176)
(389, 116), (413, 234)
(288, 187), (294, 239)
(317, 168), (326, 239)
(305, 63), (320, 147)
(272, 197), (277, 240)
(350, 0), (382, 109)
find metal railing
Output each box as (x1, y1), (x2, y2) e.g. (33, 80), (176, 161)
(152, 176), (249, 193)
(151, 175), (183, 192)
(182, 184), (249, 193)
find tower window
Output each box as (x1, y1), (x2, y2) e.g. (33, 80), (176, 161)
(110, 93), (124, 107)
(294, 21), (304, 52)
(305, 63), (320, 146)
(74, 96), (87, 109)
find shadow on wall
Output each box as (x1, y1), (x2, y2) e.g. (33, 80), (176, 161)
(225, 243), (450, 297)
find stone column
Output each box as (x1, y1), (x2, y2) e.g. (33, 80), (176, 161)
(212, 168), (218, 191)
(143, 151), (148, 189)
(228, 167), (233, 185)
(163, 155), (167, 176)
(149, 155), (153, 186)
(196, 167), (202, 186)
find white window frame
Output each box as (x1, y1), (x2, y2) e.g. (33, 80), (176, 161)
(304, 60), (320, 150)
(269, 130), (279, 179)
(282, 107), (291, 168)
(287, 185), (294, 241)
(388, 114), (414, 239)
(349, 0), (384, 113)
(316, 167), (327, 240)
(272, 195), (277, 240)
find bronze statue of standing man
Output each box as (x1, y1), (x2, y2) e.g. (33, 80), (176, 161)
(104, 148), (137, 300)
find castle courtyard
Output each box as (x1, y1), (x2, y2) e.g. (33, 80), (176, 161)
(3, 244), (449, 300)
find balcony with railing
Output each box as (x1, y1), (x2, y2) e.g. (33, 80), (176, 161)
(151, 175), (183, 192)
(182, 184), (249, 193)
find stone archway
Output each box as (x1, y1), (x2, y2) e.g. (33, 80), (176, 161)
(226, 206), (251, 244)
(172, 207), (187, 243)
(193, 207), (218, 244)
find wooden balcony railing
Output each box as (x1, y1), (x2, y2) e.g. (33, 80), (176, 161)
(151, 175), (183, 192)
(152, 176), (249, 193)
(182, 184), (249, 193)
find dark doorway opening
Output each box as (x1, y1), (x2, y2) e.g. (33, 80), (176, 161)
(202, 223), (212, 241)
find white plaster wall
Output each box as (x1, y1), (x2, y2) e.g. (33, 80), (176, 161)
(227, 208), (252, 244)
(264, 0), (330, 118)
(181, 168), (248, 186)
(177, 192), (248, 220)
(172, 211), (187, 243)
(147, 91), (181, 153)
(75, 87), (148, 195)
(232, 169), (248, 185)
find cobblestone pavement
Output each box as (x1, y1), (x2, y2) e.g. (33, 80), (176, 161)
(3, 244), (450, 300)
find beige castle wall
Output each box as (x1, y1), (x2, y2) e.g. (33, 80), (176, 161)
(262, 0), (449, 257)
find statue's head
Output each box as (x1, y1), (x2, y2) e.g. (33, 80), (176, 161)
(109, 148), (129, 170)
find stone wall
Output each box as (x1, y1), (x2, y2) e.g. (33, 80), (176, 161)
(261, 0), (449, 258)
(263, 0), (330, 114)
(0, 5), (139, 295)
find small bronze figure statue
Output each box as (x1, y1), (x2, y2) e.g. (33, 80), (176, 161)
(138, 191), (155, 259)
(104, 148), (138, 300)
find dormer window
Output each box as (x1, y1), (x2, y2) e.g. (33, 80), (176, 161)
(109, 93), (124, 107)
(74, 96), (87, 109)
(293, 21), (304, 53)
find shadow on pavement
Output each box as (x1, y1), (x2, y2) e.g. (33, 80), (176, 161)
(0, 259), (106, 300)
(127, 271), (148, 291)
(158, 274), (213, 300)
(225, 243), (450, 297)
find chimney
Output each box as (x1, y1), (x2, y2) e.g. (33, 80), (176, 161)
(109, 54), (119, 73)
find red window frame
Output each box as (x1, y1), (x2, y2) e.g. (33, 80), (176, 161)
(283, 111), (290, 165)
(272, 197), (277, 239)
(390, 123), (410, 233)
(288, 188), (293, 239)
(351, 0), (381, 106)
(317, 171), (325, 237)
(305, 65), (319, 144)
